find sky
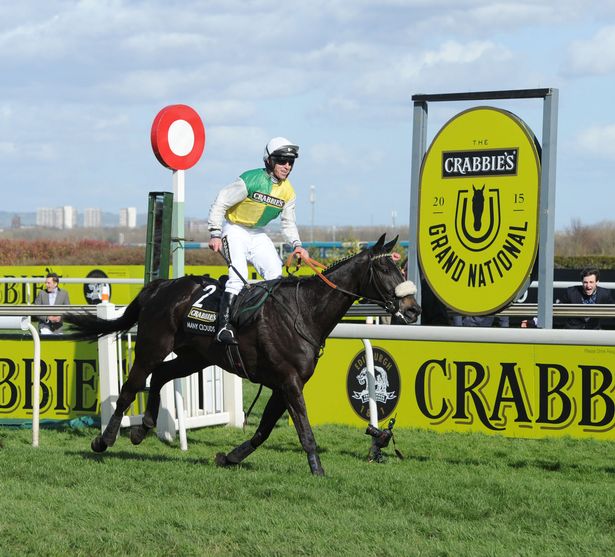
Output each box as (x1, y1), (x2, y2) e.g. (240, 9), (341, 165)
(2, 0), (615, 231)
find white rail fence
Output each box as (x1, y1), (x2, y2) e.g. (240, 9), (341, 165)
(3, 276), (615, 450)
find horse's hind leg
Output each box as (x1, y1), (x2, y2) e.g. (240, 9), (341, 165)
(215, 389), (286, 468)
(91, 362), (149, 453)
(130, 352), (204, 445)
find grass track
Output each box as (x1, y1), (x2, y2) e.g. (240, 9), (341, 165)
(2, 413), (615, 557)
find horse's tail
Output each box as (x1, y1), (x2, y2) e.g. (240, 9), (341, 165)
(65, 288), (144, 340)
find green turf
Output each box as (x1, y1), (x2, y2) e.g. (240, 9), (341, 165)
(1, 404), (614, 557)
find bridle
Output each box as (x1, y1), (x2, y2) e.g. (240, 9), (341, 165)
(359, 253), (405, 315)
(285, 252), (409, 317)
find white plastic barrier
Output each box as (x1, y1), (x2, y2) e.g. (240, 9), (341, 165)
(96, 303), (243, 449)
(0, 316), (41, 446)
(330, 322), (615, 345)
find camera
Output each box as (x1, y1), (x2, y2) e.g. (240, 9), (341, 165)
(365, 424), (393, 449)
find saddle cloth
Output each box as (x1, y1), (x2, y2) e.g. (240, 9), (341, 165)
(182, 276), (223, 336)
(182, 276), (283, 336)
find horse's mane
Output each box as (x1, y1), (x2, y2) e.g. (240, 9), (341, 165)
(324, 249), (398, 273)
(275, 244), (396, 285)
(323, 250), (362, 273)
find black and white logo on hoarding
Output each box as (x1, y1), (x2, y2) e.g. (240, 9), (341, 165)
(84, 269), (111, 305)
(346, 347), (400, 422)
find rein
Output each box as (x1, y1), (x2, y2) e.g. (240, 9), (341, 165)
(284, 253), (337, 289)
(285, 252), (402, 314)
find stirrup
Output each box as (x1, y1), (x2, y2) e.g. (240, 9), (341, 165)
(216, 326), (238, 345)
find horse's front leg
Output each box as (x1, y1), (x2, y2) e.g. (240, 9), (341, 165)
(216, 389), (286, 467)
(283, 382), (324, 476)
(130, 353), (204, 445)
(92, 367), (147, 453)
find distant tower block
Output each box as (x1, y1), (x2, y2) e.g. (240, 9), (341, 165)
(120, 207), (137, 228)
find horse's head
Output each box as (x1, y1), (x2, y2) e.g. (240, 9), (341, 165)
(472, 184), (485, 231)
(361, 234), (421, 324)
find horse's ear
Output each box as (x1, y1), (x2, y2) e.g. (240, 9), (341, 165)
(372, 234), (386, 252)
(383, 235), (399, 253)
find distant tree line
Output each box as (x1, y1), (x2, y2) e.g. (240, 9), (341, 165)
(1, 220), (615, 268)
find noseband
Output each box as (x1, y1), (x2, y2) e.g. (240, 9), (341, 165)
(359, 254), (414, 316)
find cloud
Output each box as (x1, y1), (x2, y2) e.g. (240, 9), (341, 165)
(355, 40), (513, 101)
(564, 25), (615, 76)
(0, 139), (58, 161)
(577, 123), (615, 157)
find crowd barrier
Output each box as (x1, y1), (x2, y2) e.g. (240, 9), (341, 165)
(3, 274), (615, 448)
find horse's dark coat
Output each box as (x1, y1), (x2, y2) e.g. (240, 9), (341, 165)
(65, 234), (421, 475)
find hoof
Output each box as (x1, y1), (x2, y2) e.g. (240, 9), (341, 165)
(130, 426), (148, 445)
(91, 436), (108, 453)
(215, 452), (233, 467)
(101, 433), (117, 448)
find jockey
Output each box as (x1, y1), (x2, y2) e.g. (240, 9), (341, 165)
(208, 136), (310, 344)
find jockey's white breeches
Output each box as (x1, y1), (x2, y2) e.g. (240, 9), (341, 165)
(222, 222), (282, 295)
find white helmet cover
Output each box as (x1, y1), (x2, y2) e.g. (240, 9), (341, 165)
(263, 137), (299, 162)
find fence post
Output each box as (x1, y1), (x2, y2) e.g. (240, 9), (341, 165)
(27, 322), (41, 447)
(0, 317), (39, 445)
(362, 339), (379, 428)
(223, 371), (244, 427)
(96, 303), (120, 434)
(157, 353), (178, 442)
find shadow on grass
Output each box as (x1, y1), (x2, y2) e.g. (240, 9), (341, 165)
(71, 448), (258, 471)
(404, 451), (615, 475)
(72, 449), (210, 465)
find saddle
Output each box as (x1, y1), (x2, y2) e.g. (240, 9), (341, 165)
(232, 278), (284, 329)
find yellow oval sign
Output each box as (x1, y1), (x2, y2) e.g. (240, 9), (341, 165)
(418, 107), (540, 315)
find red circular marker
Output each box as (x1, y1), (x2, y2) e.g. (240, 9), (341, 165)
(151, 105), (205, 170)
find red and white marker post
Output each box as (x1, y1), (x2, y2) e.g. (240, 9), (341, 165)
(151, 104), (205, 278)
(151, 105), (206, 450)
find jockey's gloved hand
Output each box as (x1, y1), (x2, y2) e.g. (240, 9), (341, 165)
(293, 246), (309, 261)
(208, 237), (222, 252)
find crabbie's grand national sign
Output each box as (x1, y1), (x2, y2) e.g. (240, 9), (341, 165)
(418, 107), (541, 314)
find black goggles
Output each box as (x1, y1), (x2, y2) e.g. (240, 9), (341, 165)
(271, 155), (295, 166)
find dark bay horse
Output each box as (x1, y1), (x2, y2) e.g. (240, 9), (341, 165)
(65, 234), (421, 475)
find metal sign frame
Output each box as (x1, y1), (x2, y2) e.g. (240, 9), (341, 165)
(408, 88), (559, 328)
(144, 191), (174, 284)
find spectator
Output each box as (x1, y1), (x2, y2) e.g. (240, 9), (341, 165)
(560, 268), (613, 329)
(462, 314), (509, 328)
(34, 272), (70, 335)
(521, 268), (613, 329)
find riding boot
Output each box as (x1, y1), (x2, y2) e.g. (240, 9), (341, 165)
(216, 292), (238, 345)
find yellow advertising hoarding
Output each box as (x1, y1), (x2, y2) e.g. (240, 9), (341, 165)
(0, 338), (118, 425)
(305, 339), (615, 440)
(0, 265), (228, 306)
(0, 264), (312, 306)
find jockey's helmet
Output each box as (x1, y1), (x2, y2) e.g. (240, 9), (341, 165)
(263, 137), (299, 164)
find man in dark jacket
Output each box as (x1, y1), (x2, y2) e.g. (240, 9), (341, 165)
(560, 268), (614, 329)
(34, 272), (70, 334)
